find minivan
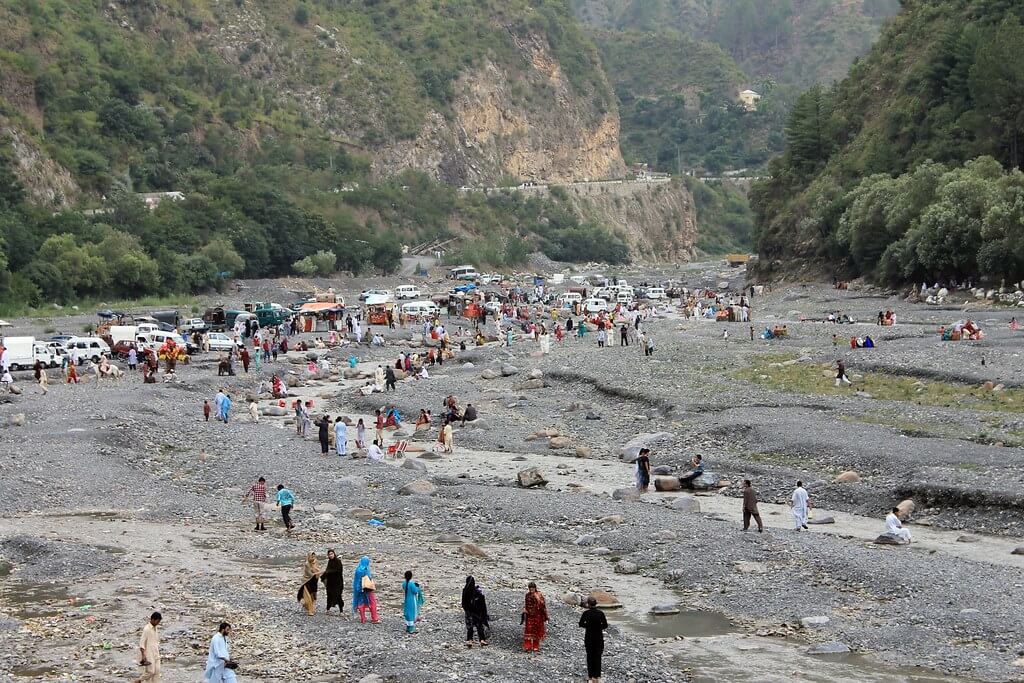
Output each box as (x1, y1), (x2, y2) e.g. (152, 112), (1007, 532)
(395, 285), (422, 300)
(645, 287), (667, 300)
(584, 298), (608, 314)
(559, 292), (583, 307)
(401, 301), (439, 318)
(64, 337), (112, 365)
(449, 266), (479, 281)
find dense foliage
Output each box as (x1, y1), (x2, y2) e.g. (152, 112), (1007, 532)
(752, 1), (1024, 283)
(685, 179), (754, 255)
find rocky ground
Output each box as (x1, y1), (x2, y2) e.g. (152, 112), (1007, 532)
(1, 264), (1023, 682)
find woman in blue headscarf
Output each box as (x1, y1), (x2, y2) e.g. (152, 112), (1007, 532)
(352, 556), (379, 623)
(402, 570), (424, 634)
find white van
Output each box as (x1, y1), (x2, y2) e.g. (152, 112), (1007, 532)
(645, 287), (667, 300)
(559, 292), (583, 307)
(616, 291), (634, 305)
(2, 337), (57, 371)
(584, 298), (608, 314)
(401, 301), (439, 318)
(569, 275), (589, 285)
(137, 331), (187, 352)
(64, 337), (111, 365)
(449, 266), (479, 281)
(395, 285), (422, 300)
(548, 274), (566, 285)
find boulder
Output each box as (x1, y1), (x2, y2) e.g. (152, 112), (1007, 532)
(800, 616), (831, 629)
(614, 560), (638, 575)
(561, 592), (583, 606)
(834, 471), (860, 484)
(618, 432), (673, 462)
(460, 542), (489, 559)
(650, 603), (680, 616)
(1012, 547), (1024, 555)
(612, 487), (640, 501)
(314, 503), (339, 513)
(597, 515), (623, 525)
(651, 465), (673, 476)
(517, 467), (547, 488)
(873, 533), (907, 546)
(654, 477), (681, 492)
(585, 412), (602, 420)
(956, 534), (980, 543)
(807, 641), (850, 655)
(589, 589), (622, 609)
(398, 479), (437, 496)
(8, 412), (28, 426)
(528, 368), (543, 379)
(480, 368), (500, 380)
(285, 375), (302, 387)
(500, 364), (520, 376)
(690, 472), (722, 490)
(549, 436), (571, 449)
(393, 369), (408, 380)
(807, 516), (835, 525)
(574, 534), (597, 546)
(670, 496), (700, 513)
(345, 507), (374, 521)
(401, 459), (428, 473)
(650, 530), (678, 541)
(734, 561), (767, 574)
(358, 675), (384, 683)
(896, 499), (915, 520)
(575, 447), (592, 458)
(418, 452), (442, 460)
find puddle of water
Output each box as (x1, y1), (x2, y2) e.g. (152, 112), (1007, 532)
(44, 511), (122, 520)
(2, 582), (75, 618)
(610, 609), (738, 639)
(11, 665), (58, 678)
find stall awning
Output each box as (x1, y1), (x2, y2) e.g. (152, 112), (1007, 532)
(299, 302), (342, 313)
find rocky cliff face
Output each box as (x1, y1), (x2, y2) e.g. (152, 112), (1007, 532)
(372, 36), (625, 186)
(566, 180), (697, 261)
(1, 122), (78, 209)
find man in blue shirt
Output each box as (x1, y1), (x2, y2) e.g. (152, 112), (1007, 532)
(275, 484), (295, 531)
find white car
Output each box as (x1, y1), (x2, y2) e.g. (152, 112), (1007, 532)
(584, 298), (608, 314)
(394, 285), (422, 300)
(360, 289), (392, 302)
(206, 332), (237, 352)
(483, 300), (503, 315)
(645, 287), (667, 300)
(64, 336), (112, 365)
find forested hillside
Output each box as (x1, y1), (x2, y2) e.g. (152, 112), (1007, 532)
(0, 0), (640, 311)
(752, 0), (1024, 284)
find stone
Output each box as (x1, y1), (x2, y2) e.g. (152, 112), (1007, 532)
(528, 368), (543, 379)
(589, 589), (622, 608)
(418, 452), (442, 460)
(598, 515), (623, 525)
(618, 432), (673, 462)
(1012, 547), (1024, 555)
(575, 447), (592, 458)
(500, 364), (520, 376)
(345, 508), (374, 521)
(650, 603), (681, 616)
(807, 642), (850, 655)
(807, 516), (835, 525)
(342, 368), (360, 379)
(614, 560), (638, 575)
(612, 487), (641, 501)
(516, 378), (545, 390)
(574, 534), (597, 546)
(314, 503), (339, 513)
(873, 533), (907, 546)
(896, 499), (915, 520)
(690, 472), (722, 490)
(561, 592), (583, 606)
(654, 477), (681, 492)
(800, 616), (831, 629)
(517, 467), (547, 488)
(398, 479), (436, 496)
(834, 470), (860, 483)
(670, 496), (700, 513)
(651, 465), (672, 475)
(650, 530), (677, 541)
(585, 411), (602, 420)
(8, 413), (26, 427)
(480, 368), (500, 380)
(393, 369), (408, 381)
(460, 542), (489, 559)
(548, 436), (571, 449)
(260, 405), (289, 416)
(436, 534), (463, 544)
(956, 535), (980, 543)
(734, 561), (767, 574)
(401, 459), (428, 473)
(358, 675), (384, 683)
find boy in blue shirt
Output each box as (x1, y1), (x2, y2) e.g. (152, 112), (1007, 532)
(275, 484), (295, 531)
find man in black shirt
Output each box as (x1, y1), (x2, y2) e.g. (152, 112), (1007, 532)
(579, 597), (608, 682)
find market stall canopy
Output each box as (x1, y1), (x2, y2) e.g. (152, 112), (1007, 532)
(363, 294), (393, 306)
(299, 301), (343, 314)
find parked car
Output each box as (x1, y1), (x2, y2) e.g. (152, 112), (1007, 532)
(206, 332), (237, 352)
(584, 298), (608, 314)
(453, 283), (477, 294)
(63, 336), (112, 365)
(394, 285), (422, 300)
(401, 301), (440, 318)
(645, 287), (667, 300)
(359, 289), (392, 302)
(181, 318), (208, 334)
(483, 301), (503, 315)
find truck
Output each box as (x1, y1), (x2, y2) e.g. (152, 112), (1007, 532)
(151, 310), (180, 329)
(2, 336), (57, 370)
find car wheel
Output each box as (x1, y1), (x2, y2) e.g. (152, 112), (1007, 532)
(92, 355), (100, 363)
(10, 363), (20, 372)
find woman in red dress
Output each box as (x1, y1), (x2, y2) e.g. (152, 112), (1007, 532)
(522, 582), (548, 652)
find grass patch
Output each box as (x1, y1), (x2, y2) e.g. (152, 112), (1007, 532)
(0, 294), (200, 320)
(736, 355), (1024, 414)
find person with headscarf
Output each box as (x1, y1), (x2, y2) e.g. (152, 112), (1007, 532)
(317, 415), (331, 456)
(402, 570), (424, 634)
(321, 549), (345, 614)
(352, 556), (378, 623)
(462, 576), (489, 648)
(297, 552), (321, 616)
(522, 581), (548, 652)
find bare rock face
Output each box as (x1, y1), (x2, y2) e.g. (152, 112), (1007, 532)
(834, 470), (861, 483)
(517, 467), (547, 488)
(896, 499), (915, 520)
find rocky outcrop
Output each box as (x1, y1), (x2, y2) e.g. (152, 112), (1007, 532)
(2, 122), (79, 209)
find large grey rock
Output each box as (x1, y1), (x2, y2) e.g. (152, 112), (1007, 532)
(650, 603), (680, 615)
(800, 616), (831, 629)
(690, 472), (722, 490)
(7, 413), (25, 427)
(807, 516), (835, 525)
(807, 641), (850, 655)
(612, 487), (641, 501)
(873, 533), (907, 546)
(500, 364), (520, 376)
(654, 477), (681, 492)
(614, 560), (638, 575)
(260, 404), (289, 417)
(574, 534), (597, 546)
(418, 452), (443, 460)
(618, 432), (673, 462)
(1012, 547), (1024, 555)
(956, 534), (980, 543)
(398, 479), (437, 496)
(651, 465), (672, 475)
(517, 467), (547, 488)
(516, 378), (545, 390)
(345, 507), (374, 521)
(528, 368), (543, 379)
(670, 495), (700, 513)
(480, 368), (500, 380)
(549, 436), (571, 449)
(402, 459), (428, 473)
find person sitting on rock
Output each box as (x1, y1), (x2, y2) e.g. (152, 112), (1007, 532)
(678, 454), (704, 488)
(461, 403), (478, 425)
(885, 507), (912, 544)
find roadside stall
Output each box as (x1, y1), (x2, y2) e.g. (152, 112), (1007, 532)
(364, 294), (395, 326)
(298, 302), (343, 333)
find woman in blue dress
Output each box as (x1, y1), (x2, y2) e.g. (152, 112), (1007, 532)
(402, 570), (425, 634)
(352, 556), (379, 623)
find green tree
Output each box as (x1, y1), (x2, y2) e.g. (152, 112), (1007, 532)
(785, 86), (833, 179)
(969, 17), (1024, 168)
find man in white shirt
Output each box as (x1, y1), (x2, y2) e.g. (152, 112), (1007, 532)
(133, 611), (161, 683)
(791, 481), (810, 531)
(885, 507), (912, 543)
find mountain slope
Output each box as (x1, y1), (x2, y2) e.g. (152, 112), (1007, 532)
(751, 0), (1024, 283)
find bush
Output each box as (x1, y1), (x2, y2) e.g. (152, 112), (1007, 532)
(294, 4), (309, 25)
(292, 249), (336, 276)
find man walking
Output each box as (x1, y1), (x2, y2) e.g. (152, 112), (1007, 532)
(133, 611), (161, 683)
(792, 480), (810, 531)
(276, 484), (295, 531)
(385, 365), (397, 392)
(741, 480), (763, 532)
(835, 360), (852, 386)
(579, 596), (608, 683)
(619, 323), (629, 346)
(243, 476), (268, 531)
(220, 392), (232, 424)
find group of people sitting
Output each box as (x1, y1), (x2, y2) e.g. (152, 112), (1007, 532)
(850, 335), (876, 348)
